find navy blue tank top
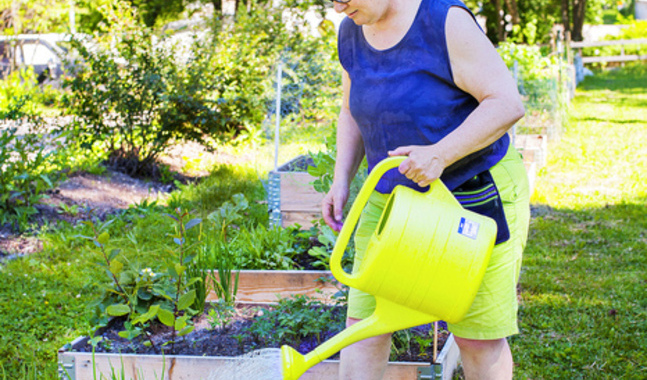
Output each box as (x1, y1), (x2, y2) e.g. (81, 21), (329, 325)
(338, 0), (510, 193)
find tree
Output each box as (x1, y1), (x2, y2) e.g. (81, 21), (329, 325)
(0, 0), (71, 34)
(126, 0), (186, 28)
(561, 0), (587, 41)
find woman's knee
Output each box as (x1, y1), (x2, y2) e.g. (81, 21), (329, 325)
(454, 336), (508, 354)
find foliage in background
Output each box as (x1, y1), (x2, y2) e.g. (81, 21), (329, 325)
(61, 0), (340, 178)
(0, 0), (70, 34)
(0, 104), (65, 232)
(497, 42), (562, 107)
(496, 41), (569, 137)
(581, 19), (647, 69)
(62, 2), (224, 177)
(0, 68), (61, 115)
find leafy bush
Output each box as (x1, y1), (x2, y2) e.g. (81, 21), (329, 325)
(83, 210), (203, 354)
(497, 42), (560, 107)
(0, 108), (64, 231)
(0, 68), (51, 116)
(246, 294), (346, 349)
(62, 2), (224, 177)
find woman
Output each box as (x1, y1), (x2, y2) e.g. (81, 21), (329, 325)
(321, 0), (531, 379)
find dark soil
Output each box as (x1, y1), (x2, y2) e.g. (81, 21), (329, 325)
(73, 304), (448, 363)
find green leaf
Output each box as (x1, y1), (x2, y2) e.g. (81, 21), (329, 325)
(132, 304), (159, 325)
(118, 329), (141, 340)
(40, 174), (52, 187)
(185, 277), (202, 288)
(175, 315), (189, 331)
(106, 304), (131, 317)
(178, 325), (194, 337)
(109, 259), (123, 275)
(157, 308), (175, 327)
(184, 218), (202, 231)
(97, 231), (110, 245)
(164, 213), (178, 222)
(137, 288), (153, 301)
(108, 249), (121, 261)
(178, 290), (196, 311)
(175, 264), (185, 277)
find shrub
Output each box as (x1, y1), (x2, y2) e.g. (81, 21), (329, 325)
(0, 68), (40, 116)
(62, 1), (225, 177)
(0, 102), (64, 231)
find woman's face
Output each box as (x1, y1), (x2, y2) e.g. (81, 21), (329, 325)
(333, 0), (393, 26)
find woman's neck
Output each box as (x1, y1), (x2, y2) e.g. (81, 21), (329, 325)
(363, 0), (423, 50)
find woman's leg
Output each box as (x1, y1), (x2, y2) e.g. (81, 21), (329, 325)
(449, 144), (530, 379)
(454, 337), (513, 380)
(339, 317), (392, 380)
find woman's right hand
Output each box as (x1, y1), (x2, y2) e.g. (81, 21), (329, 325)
(322, 182), (350, 232)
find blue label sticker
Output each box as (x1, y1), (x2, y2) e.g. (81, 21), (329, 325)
(458, 217), (479, 240)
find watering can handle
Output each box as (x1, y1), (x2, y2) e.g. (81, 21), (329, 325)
(329, 156), (405, 288)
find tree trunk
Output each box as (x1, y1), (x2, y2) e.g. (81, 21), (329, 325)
(571, 0), (586, 41)
(560, 0), (571, 35)
(211, 0), (222, 16)
(503, 0), (520, 25)
(495, 0), (504, 42)
(482, 0), (503, 44)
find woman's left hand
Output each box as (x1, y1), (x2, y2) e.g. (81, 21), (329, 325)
(388, 145), (447, 187)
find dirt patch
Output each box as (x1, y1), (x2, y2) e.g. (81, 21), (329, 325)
(0, 140), (235, 260)
(0, 169), (172, 259)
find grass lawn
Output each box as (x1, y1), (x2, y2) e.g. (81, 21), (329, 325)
(511, 62), (646, 379)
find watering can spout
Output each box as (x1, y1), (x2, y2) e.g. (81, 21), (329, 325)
(281, 297), (438, 380)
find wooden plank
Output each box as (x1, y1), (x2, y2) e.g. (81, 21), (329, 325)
(206, 270), (340, 304)
(582, 54), (646, 64)
(281, 211), (321, 229)
(65, 352), (431, 380)
(279, 172), (324, 212)
(571, 38), (647, 48)
(71, 353), (223, 380)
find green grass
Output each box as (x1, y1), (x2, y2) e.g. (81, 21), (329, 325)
(511, 62), (647, 379)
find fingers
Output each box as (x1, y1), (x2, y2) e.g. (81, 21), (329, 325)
(388, 146), (412, 157)
(322, 188), (347, 232)
(388, 146), (414, 176)
(389, 145), (444, 186)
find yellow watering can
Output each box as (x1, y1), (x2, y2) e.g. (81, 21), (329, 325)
(281, 156), (498, 380)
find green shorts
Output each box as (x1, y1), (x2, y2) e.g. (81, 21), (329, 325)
(347, 142), (531, 340)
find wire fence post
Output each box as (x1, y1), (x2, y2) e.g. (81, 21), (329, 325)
(274, 60), (283, 171)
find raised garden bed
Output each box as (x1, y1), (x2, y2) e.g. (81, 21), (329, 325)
(268, 155), (324, 229)
(59, 269), (461, 380)
(59, 327), (458, 380)
(206, 270), (340, 304)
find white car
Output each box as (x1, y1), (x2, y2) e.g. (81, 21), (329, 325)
(0, 33), (81, 85)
